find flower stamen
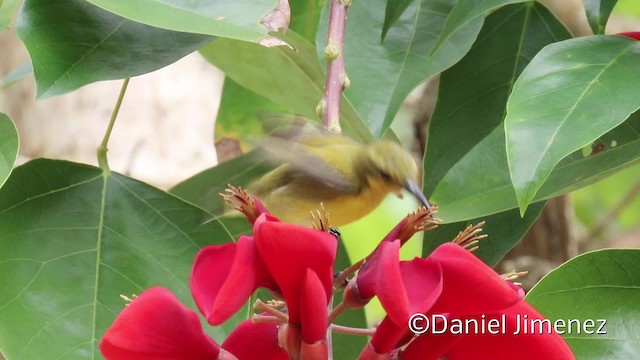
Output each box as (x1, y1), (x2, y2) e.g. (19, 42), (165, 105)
(452, 221), (487, 251)
(311, 203), (331, 232)
(254, 299), (289, 323)
(501, 269), (528, 284)
(119, 294), (137, 305)
(220, 184), (262, 224)
(397, 206), (440, 243)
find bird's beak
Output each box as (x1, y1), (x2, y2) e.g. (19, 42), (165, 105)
(404, 179), (432, 210)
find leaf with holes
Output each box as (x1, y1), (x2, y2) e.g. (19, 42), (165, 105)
(0, 159), (240, 360)
(527, 249), (640, 359)
(16, 0), (211, 99)
(505, 35), (640, 214)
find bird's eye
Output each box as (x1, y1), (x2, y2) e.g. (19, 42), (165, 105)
(379, 171), (392, 182)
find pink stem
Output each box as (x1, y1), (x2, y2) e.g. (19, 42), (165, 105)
(321, 0), (351, 134)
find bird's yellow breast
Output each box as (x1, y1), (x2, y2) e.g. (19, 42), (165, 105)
(264, 177), (398, 227)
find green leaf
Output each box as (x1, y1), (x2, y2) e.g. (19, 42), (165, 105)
(423, 203), (545, 267)
(170, 150), (274, 215)
(505, 36), (640, 214)
(526, 249), (640, 359)
(86, 0), (282, 43)
(0, 113), (19, 190)
(430, 0), (529, 55)
(381, 0), (415, 40)
(431, 111), (640, 222)
(323, 0), (485, 138)
(215, 78), (289, 150)
(200, 30), (373, 143)
(1, 61), (32, 89)
(0, 0), (21, 28)
(15, 0), (212, 99)
(424, 2), (571, 222)
(290, 0), (325, 41)
(0, 159), (239, 359)
(583, 0), (617, 34)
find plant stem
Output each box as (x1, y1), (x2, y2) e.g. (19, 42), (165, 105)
(320, 0), (351, 134)
(330, 324), (376, 336)
(97, 78), (130, 173)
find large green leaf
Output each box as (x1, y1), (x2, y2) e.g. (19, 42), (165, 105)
(424, 2), (571, 222)
(423, 203), (545, 267)
(170, 150), (274, 215)
(0, 159), (239, 359)
(15, 0), (211, 99)
(0, 113), (19, 190)
(505, 35), (640, 214)
(86, 0), (282, 43)
(431, 111), (640, 221)
(0, 0), (21, 28)
(430, 0), (529, 54)
(381, 0), (415, 40)
(527, 249), (640, 359)
(200, 31), (373, 143)
(328, 0), (530, 138)
(583, 0), (617, 34)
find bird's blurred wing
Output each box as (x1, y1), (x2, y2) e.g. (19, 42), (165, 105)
(258, 136), (358, 193)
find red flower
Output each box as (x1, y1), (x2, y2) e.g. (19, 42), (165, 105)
(190, 213), (337, 357)
(400, 301), (575, 360)
(360, 243), (525, 357)
(99, 287), (235, 360)
(191, 232), (279, 325)
(254, 216), (336, 330)
(618, 32), (640, 41)
(222, 319), (288, 360)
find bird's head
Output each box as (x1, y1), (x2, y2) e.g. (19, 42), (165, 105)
(360, 141), (431, 209)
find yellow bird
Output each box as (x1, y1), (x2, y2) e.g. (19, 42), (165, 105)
(249, 134), (431, 227)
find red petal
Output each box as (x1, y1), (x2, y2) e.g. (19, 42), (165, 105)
(190, 236), (277, 325)
(401, 301), (575, 360)
(222, 319), (288, 360)
(99, 287), (220, 360)
(368, 241), (407, 324)
(429, 243), (521, 314)
(370, 318), (406, 354)
(255, 220), (337, 324)
(368, 257), (443, 354)
(400, 258), (442, 315)
(445, 302), (575, 359)
(618, 32), (640, 41)
(300, 269), (329, 343)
